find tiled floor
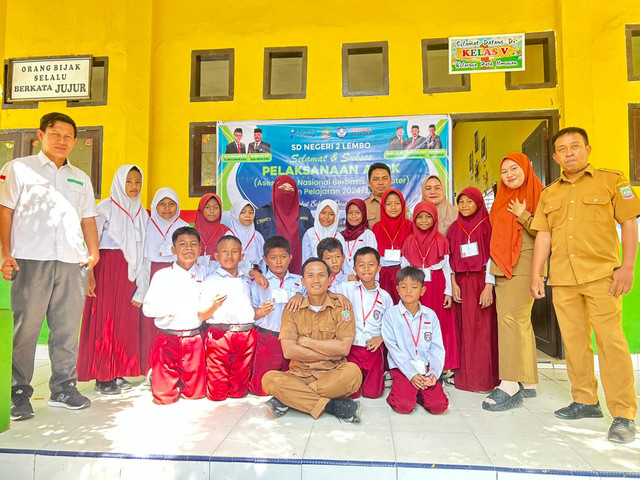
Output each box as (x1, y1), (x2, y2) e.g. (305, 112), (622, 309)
(0, 351), (639, 480)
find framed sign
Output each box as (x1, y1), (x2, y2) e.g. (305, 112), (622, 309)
(449, 34), (525, 74)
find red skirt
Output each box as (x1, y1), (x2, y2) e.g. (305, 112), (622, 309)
(140, 261), (172, 374)
(420, 269), (460, 371)
(380, 265), (400, 304)
(451, 271), (499, 392)
(77, 249), (142, 381)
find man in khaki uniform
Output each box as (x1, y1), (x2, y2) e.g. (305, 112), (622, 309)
(530, 127), (640, 444)
(262, 258), (362, 421)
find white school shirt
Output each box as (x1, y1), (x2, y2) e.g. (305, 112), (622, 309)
(401, 254), (453, 296)
(328, 271), (349, 290)
(301, 228), (347, 264)
(142, 262), (206, 330)
(382, 302), (445, 381)
(201, 268), (255, 325)
(330, 281), (393, 347)
(251, 270), (305, 332)
(0, 151), (98, 263)
(341, 229), (377, 274)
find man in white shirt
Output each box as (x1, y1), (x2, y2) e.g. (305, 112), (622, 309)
(0, 113), (99, 420)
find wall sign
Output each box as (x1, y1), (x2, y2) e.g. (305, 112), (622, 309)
(449, 34), (525, 74)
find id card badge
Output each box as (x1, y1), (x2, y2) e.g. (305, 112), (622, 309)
(197, 255), (211, 268)
(159, 242), (173, 257)
(460, 242), (479, 258)
(421, 268), (431, 282)
(271, 288), (289, 303)
(410, 358), (427, 375)
(384, 249), (401, 262)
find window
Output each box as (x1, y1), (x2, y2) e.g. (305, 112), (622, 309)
(263, 47), (307, 99)
(626, 25), (640, 81)
(190, 49), (234, 102)
(2, 61), (38, 110)
(189, 122), (217, 196)
(422, 38), (470, 93)
(67, 57), (109, 107)
(630, 104), (640, 185)
(342, 41), (389, 97)
(0, 127), (102, 197)
(505, 32), (557, 90)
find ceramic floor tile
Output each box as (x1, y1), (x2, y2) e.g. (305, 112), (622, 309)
(475, 432), (595, 471)
(519, 379), (574, 413)
(34, 454), (122, 480)
(397, 466), (496, 480)
(304, 427), (394, 462)
(301, 464), (396, 480)
(311, 405), (390, 430)
(497, 473), (593, 480)
(237, 403), (316, 429)
(120, 458), (209, 480)
(210, 461), (301, 480)
(560, 432), (640, 472)
(389, 405), (471, 432)
(443, 386), (487, 410)
(528, 410), (612, 436)
(0, 451), (35, 480)
(212, 424), (311, 459)
(460, 407), (548, 435)
(392, 430), (491, 466)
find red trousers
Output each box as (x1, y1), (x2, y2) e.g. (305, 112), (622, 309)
(205, 327), (257, 401)
(346, 345), (384, 399)
(249, 330), (289, 396)
(150, 331), (206, 405)
(386, 368), (449, 414)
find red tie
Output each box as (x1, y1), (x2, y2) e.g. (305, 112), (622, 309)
(237, 143), (241, 153)
(408, 138), (416, 149)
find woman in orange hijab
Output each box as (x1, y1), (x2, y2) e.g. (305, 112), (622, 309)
(483, 153), (544, 411)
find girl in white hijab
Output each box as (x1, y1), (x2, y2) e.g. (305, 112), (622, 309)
(301, 199), (345, 263)
(229, 199), (265, 272)
(77, 165), (149, 395)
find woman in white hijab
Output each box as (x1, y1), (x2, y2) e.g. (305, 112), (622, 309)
(301, 199), (345, 263)
(77, 165), (149, 395)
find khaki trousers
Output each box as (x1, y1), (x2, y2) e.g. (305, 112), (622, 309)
(262, 362), (362, 418)
(552, 276), (636, 419)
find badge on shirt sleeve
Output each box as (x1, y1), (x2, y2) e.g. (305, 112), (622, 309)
(619, 184), (635, 200)
(424, 331), (432, 342)
(341, 310), (352, 321)
(373, 310), (381, 320)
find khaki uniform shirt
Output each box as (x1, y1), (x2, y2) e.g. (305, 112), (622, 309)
(365, 195), (381, 229)
(279, 295), (355, 375)
(531, 165), (640, 286)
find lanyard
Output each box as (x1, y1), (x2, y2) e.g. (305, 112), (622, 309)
(151, 217), (179, 240)
(315, 232), (337, 243)
(276, 274), (286, 288)
(203, 223), (223, 252)
(228, 230), (256, 254)
(414, 234), (438, 268)
(347, 238), (361, 258)
(359, 286), (380, 328)
(456, 217), (487, 243)
(380, 223), (401, 249)
(402, 311), (422, 357)
(110, 197), (141, 223)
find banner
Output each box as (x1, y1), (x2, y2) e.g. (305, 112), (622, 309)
(217, 115), (452, 223)
(449, 34), (525, 74)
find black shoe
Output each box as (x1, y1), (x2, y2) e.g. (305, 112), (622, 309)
(482, 388), (523, 412)
(328, 398), (361, 423)
(115, 377), (132, 390)
(94, 379), (121, 395)
(265, 397), (289, 418)
(554, 401), (603, 420)
(11, 387), (34, 421)
(607, 417), (637, 444)
(518, 383), (537, 398)
(49, 384), (91, 410)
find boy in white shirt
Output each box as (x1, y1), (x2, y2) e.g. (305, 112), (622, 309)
(142, 226), (209, 405)
(330, 247), (392, 398)
(382, 266), (449, 414)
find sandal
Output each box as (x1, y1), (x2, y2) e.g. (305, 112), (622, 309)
(482, 388), (523, 411)
(519, 383), (537, 398)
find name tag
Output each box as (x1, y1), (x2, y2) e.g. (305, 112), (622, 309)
(159, 243), (173, 257)
(460, 242), (479, 258)
(272, 288), (289, 303)
(197, 255), (211, 267)
(384, 249), (401, 262)
(410, 358), (426, 375)
(421, 268), (431, 282)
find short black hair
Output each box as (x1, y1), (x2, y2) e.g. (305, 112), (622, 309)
(397, 266), (425, 284)
(353, 246), (380, 264)
(172, 226), (200, 245)
(254, 128), (262, 133)
(302, 257), (331, 276)
(551, 127), (589, 150)
(428, 124), (436, 129)
(217, 234), (242, 248)
(396, 125), (403, 131)
(411, 125), (419, 130)
(367, 162), (391, 180)
(263, 235), (291, 256)
(39, 112), (77, 138)
(234, 127), (243, 134)
(317, 237), (343, 258)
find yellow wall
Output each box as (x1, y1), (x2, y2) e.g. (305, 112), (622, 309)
(0, 0), (639, 208)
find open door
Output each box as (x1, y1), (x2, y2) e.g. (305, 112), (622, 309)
(522, 121), (562, 358)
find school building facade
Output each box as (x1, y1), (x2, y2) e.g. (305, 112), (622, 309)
(0, 0), (640, 352)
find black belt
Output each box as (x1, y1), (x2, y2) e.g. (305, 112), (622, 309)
(161, 328), (201, 337)
(254, 325), (279, 338)
(209, 323), (253, 332)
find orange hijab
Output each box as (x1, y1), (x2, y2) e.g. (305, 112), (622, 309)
(489, 153), (543, 278)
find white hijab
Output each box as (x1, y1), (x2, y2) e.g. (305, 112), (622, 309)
(313, 199), (340, 240)
(97, 165), (149, 281)
(229, 200), (263, 265)
(145, 187), (188, 263)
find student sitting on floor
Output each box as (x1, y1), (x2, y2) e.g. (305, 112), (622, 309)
(142, 226), (207, 405)
(382, 266), (449, 415)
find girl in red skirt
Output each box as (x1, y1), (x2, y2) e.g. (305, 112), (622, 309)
(139, 188), (189, 377)
(446, 187), (499, 392)
(77, 165), (150, 394)
(371, 189), (412, 304)
(401, 201), (459, 373)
